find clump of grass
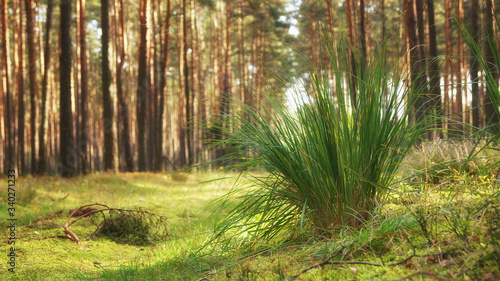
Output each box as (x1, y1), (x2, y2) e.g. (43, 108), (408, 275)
(210, 36), (431, 246)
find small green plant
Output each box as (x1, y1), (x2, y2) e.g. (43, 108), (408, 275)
(406, 204), (438, 246)
(210, 35), (431, 246)
(441, 204), (473, 248)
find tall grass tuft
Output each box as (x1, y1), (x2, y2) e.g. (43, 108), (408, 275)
(210, 36), (432, 247)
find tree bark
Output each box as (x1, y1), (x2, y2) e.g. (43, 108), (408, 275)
(427, 0), (442, 138)
(469, 0), (481, 129)
(79, 0), (89, 174)
(183, 0), (191, 166)
(177, 0), (187, 168)
(454, 0), (464, 136)
(101, 0), (114, 171)
(16, 0), (26, 174)
(359, 0), (366, 73)
(38, 0), (53, 174)
(484, 0), (500, 133)
(1, 0), (13, 173)
(406, 0), (428, 126)
(345, 0), (357, 106)
(137, 0), (148, 171)
(444, 0), (452, 133)
(116, 0), (133, 172)
(25, 0), (38, 174)
(60, 0), (75, 177)
(156, 0), (171, 171)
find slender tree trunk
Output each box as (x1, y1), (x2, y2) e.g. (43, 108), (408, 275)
(60, 0), (75, 177)
(156, 0), (171, 171)
(453, 0), (464, 136)
(484, 0), (500, 132)
(196, 3), (206, 163)
(218, 0), (232, 160)
(346, 0), (357, 106)
(1, 0), (13, 173)
(183, 0), (191, 166)
(189, 0), (197, 165)
(148, 0), (156, 171)
(310, 10), (319, 70)
(137, 0), (148, 171)
(326, 0), (334, 41)
(359, 0), (366, 73)
(25, 0), (38, 174)
(38, 0), (53, 174)
(16, 0), (26, 175)
(427, 0), (442, 139)
(469, 0), (481, 129)
(416, 0), (430, 133)
(444, 0), (452, 134)
(237, 0), (245, 107)
(101, 0), (114, 171)
(116, 0), (133, 171)
(381, 0), (386, 41)
(406, 0), (428, 126)
(79, 0), (89, 174)
(178, 0), (187, 168)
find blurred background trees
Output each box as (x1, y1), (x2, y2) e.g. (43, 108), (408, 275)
(0, 0), (499, 176)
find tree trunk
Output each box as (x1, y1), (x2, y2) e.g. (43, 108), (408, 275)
(189, 0), (197, 165)
(444, 0), (452, 134)
(427, 0), (442, 139)
(79, 0), (89, 174)
(196, 2), (206, 163)
(148, 0), (157, 171)
(454, 0), (464, 136)
(137, 0), (148, 171)
(101, 0), (114, 171)
(359, 0), (366, 73)
(345, 0), (357, 106)
(183, 0), (191, 166)
(406, 0), (428, 126)
(177, 0), (188, 168)
(38, 0), (53, 174)
(25, 0), (38, 174)
(218, 0), (232, 160)
(416, 0), (430, 133)
(16, 0), (26, 175)
(1, 0), (13, 173)
(469, 0), (480, 129)
(484, 0), (500, 133)
(156, 0), (171, 171)
(116, 0), (133, 172)
(326, 0), (334, 42)
(60, 0), (75, 177)
(381, 0), (386, 41)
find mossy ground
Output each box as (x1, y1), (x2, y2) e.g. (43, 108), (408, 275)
(0, 172), (234, 280)
(1, 170), (499, 280)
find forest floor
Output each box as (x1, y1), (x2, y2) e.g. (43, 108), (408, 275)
(1, 168), (499, 280)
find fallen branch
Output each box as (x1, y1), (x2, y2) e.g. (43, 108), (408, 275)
(27, 203), (168, 244)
